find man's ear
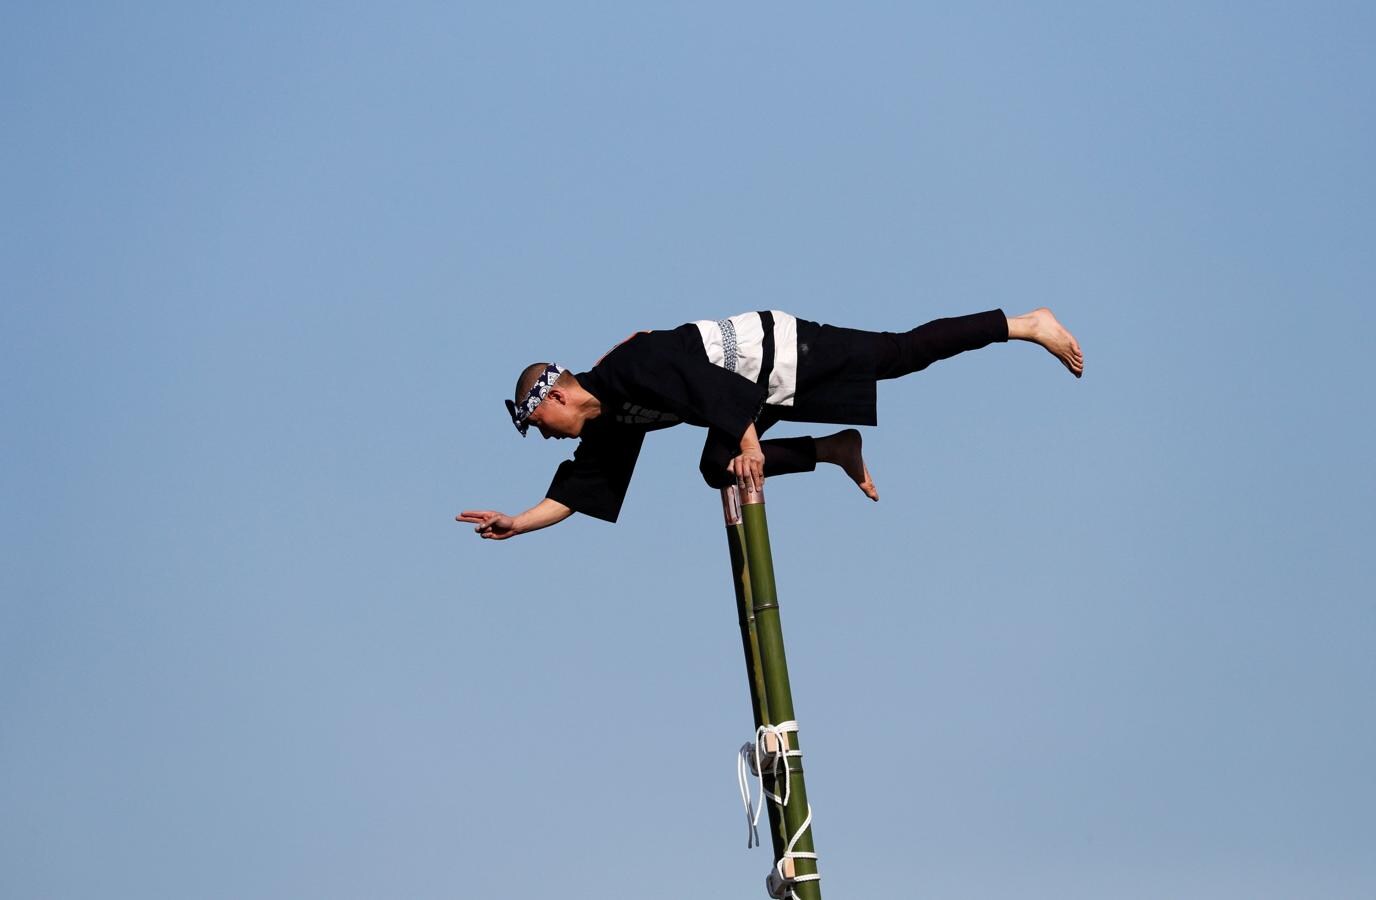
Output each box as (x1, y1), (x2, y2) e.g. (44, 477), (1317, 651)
(545, 387), (566, 405)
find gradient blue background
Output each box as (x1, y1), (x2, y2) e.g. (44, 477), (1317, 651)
(3, 3), (1373, 897)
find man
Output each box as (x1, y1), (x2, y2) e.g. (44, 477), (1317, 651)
(459, 307), (1082, 541)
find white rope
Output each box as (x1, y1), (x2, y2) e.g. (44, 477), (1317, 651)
(768, 801), (819, 900)
(735, 720), (819, 899)
(737, 741), (764, 848)
(737, 721), (800, 847)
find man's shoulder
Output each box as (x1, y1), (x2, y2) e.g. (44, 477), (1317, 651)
(586, 328), (702, 386)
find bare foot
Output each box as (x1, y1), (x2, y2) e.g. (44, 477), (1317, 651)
(1007, 307), (1084, 377)
(815, 429), (879, 501)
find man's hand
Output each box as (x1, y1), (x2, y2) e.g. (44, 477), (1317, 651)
(457, 510), (519, 540)
(727, 447), (766, 492)
(728, 423), (766, 492)
(456, 499), (573, 542)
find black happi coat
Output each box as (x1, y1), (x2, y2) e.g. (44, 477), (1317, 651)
(545, 318), (879, 522)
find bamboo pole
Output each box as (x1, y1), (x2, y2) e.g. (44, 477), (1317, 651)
(732, 481), (822, 899)
(722, 486), (771, 740)
(721, 486), (787, 862)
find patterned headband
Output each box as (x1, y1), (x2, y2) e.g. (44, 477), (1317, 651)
(505, 363), (568, 436)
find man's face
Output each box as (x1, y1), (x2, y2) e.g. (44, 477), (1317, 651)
(527, 390), (581, 439)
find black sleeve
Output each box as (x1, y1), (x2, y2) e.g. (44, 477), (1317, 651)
(601, 338), (766, 441)
(544, 429), (646, 523)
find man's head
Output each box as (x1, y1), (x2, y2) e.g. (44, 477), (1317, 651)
(507, 362), (586, 439)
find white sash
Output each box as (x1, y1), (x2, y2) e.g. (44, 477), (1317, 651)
(692, 311), (798, 408)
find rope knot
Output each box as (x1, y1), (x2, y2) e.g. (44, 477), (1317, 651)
(733, 720), (819, 898)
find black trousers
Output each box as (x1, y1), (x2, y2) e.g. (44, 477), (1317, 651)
(698, 309), (1008, 488)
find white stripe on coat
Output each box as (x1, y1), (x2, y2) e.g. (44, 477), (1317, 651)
(693, 310), (798, 408)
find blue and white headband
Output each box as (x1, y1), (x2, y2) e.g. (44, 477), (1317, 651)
(505, 363), (568, 436)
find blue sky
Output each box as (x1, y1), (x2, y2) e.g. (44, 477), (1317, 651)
(3, 3), (1373, 898)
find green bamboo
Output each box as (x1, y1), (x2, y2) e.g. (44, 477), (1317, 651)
(722, 486), (771, 737)
(722, 486), (786, 861)
(738, 483), (821, 900)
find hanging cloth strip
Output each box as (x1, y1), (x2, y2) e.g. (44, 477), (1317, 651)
(735, 720), (821, 899)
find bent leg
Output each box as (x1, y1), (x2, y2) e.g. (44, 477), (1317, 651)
(815, 428), (879, 501)
(699, 430), (817, 489)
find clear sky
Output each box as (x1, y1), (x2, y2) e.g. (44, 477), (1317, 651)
(3, 3), (1373, 898)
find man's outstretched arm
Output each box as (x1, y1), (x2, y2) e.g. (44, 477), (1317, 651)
(457, 498), (572, 541)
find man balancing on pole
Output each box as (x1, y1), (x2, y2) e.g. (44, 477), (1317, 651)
(458, 308), (1083, 541)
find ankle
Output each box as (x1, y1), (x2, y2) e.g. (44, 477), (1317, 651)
(813, 434), (834, 465)
(1007, 312), (1039, 342)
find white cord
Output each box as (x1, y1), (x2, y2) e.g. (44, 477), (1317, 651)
(737, 741), (763, 848)
(735, 720), (819, 898)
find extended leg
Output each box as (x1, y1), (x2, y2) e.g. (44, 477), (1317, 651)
(874, 307), (1082, 379)
(872, 309), (1010, 379)
(1006, 307), (1084, 377)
